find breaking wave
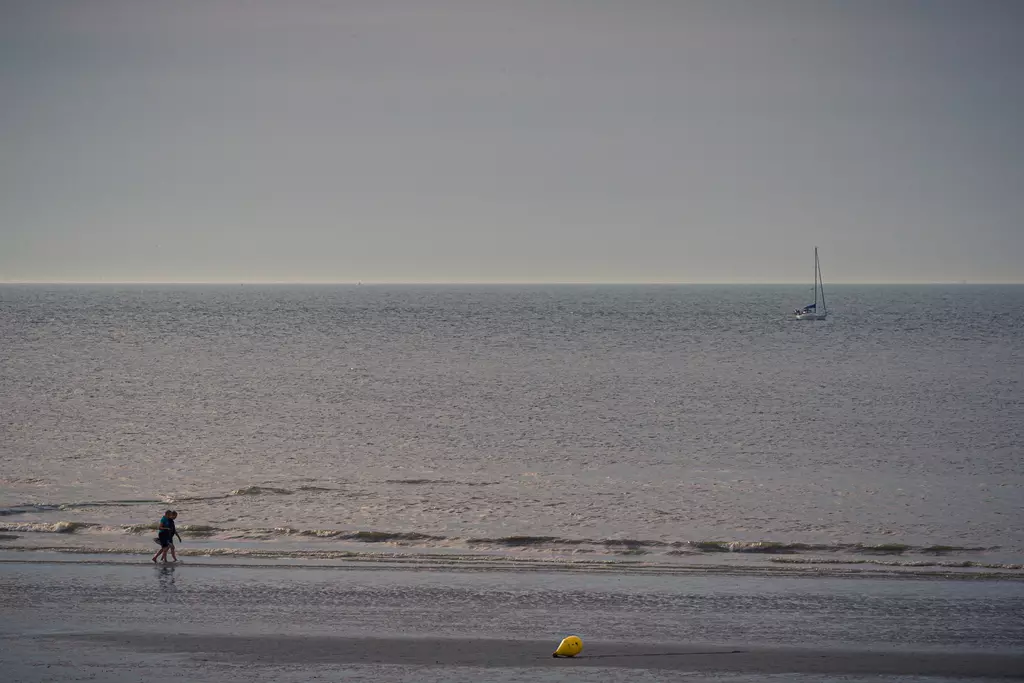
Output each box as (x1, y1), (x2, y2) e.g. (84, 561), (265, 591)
(0, 521), (1001, 562)
(171, 485), (341, 502)
(227, 528), (448, 543)
(228, 486), (294, 496)
(0, 521), (98, 534)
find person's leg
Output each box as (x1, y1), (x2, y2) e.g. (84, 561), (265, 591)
(169, 543), (177, 561)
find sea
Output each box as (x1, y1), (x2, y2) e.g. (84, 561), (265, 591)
(1, 284), (1022, 577)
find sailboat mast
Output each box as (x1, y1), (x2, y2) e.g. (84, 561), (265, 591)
(813, 247), (819, 309)
(817, 248), (826, 315)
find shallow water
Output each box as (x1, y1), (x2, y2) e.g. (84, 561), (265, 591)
(1, 284), (1022, 572)
(9, 561), (1022, 648)
(1, 559), (1021, 682)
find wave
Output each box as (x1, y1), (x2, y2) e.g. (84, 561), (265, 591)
(383, 479), (496, 486)
(0, 490), (326, 515)
(0, 500), (163, 517)
(393, 534), (1000, 557)
(467, 535), (582, 546)
(679, 541), (828, 554)
(466, 538), (823, 553)
(174, 485), (340, 502)
(338, 530), (447, 543)
(0, 504), (62, 517)
(228, 486), (294, 496)
(121, 523), (218, 536)
(0, 484), (490, 517)
(769, 557), (1024, 571)
(218, 527), (447, 542)
(1, 546), (1021, 580)
(0, 521), (1001, 557)
(0, 521), (98, 534)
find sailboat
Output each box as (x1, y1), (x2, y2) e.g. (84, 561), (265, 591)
(794, 247), (827, 320)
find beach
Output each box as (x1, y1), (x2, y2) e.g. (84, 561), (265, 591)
(2, 553), (1023, 681)
(6, 0), (1024, 676)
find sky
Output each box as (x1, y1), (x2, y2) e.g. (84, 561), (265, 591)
(1, 0), (1022, 283)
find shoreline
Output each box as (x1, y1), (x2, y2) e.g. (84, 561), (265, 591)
(3, 545), (1024, 582)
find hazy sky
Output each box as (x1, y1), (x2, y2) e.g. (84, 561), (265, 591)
(2, 0), (1022, 283)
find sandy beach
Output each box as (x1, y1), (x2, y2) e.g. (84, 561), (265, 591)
(13, 632), (1024, 680)
(2, 553), (1022, 682)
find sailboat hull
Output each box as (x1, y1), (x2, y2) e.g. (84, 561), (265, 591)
(795, 312), (826, 320)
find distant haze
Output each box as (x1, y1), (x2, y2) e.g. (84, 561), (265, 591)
(2, 0), (1022, 283)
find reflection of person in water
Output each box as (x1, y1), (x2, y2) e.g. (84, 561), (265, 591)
(151, 510), (180, 563)
(157, 564), (176, 595)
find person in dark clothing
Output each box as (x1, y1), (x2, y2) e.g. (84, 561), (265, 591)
(151, 510), (180, 563)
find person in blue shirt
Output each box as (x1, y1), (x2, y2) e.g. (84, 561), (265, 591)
(151, 510), (180, 563)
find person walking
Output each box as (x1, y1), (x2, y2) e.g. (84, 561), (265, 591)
(151, 510), (181, 563)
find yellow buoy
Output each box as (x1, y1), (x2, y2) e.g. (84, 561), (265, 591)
(552, 635), (583, 657)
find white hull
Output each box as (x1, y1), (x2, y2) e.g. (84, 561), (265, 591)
(795, 312), (826, 320)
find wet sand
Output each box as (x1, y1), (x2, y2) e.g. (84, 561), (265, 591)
(38, 632), (1024, 677)
(3, 553), (1023, 681)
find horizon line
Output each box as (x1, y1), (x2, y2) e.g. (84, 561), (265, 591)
(2, 279), (1021, 286)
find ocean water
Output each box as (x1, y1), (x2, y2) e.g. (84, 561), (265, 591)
(1, 284), (1022, 574)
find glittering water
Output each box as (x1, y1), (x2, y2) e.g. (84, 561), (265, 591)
(1, 284), (1021, 569)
